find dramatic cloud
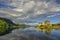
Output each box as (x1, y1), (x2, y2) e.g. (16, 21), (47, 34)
(0, 0), (60, 23)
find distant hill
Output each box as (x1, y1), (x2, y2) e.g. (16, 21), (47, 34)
(0, 17), (27, 35)
(0, 17), (14, 25)
(0, 17), (14, 35)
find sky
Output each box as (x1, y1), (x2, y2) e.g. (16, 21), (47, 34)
(31, 13), (60, 24)
(0, 0), (60, 24)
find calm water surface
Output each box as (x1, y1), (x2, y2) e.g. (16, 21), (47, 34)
(0, 27), (60, 40)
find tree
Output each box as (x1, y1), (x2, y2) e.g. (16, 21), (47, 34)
(0, 20), (9, 35)
(13, 24), (26, 29)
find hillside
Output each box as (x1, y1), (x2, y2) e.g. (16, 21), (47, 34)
(0, 17), (26, 35)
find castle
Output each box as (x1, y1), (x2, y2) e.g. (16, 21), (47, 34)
(38, 20), (57, 32)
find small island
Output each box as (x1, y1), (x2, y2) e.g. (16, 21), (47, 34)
(35, 20), (60, 35)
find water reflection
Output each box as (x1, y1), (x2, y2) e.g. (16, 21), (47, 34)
(38, 26), (60, 40)
(38, 27), (59, 36)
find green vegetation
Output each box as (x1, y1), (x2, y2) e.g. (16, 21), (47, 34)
(0, 20), (9, 35)
(35, 26), (38, 28)
(0, 18), (26, 35)
(13, 24), (26, 29)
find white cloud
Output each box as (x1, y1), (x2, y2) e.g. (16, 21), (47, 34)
(24, 22), (38, 26)
(0, 0), (60, 23)
(47, 13), (60, 18)
(47, 14), (57, 18)
(12, 9), (24, 12)
(50, 7), (60, 12)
